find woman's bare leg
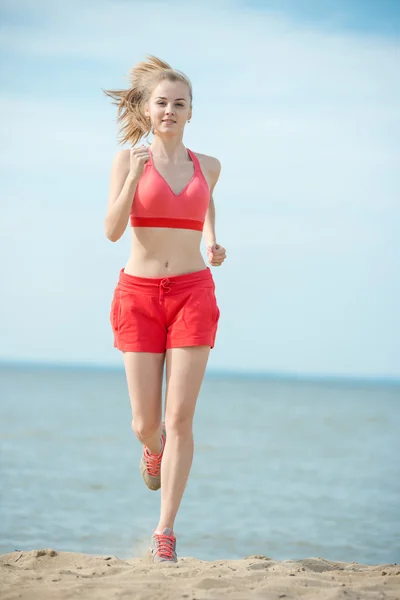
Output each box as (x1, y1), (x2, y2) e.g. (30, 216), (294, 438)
(156, 346), (210, 531)
(123, 351), (165, 455)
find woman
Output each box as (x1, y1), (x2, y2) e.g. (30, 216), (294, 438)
(104, 55), (226, 563)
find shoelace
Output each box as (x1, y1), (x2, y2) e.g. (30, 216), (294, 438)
(154, 532), (176, 559)
(143, 446), (163, 476)
(143, 431), (165, 476)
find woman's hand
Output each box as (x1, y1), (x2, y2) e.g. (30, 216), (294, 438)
(128, 145), (150, 180)
(207, 243), (227, 267)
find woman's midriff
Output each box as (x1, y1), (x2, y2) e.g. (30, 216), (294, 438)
(124, 226), (207, 278)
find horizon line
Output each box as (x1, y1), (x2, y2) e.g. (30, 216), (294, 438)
(0, 359), (399, 387)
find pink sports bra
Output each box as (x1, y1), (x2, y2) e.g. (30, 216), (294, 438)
(130, 147), (210, 231)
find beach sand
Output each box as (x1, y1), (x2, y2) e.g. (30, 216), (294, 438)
(1, 549), (399, 599)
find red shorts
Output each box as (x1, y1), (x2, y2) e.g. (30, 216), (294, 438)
(110, 267), (220, 353)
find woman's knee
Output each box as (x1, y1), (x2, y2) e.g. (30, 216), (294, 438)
(131, 418), (161, 442)
(165, 413), (193, 438)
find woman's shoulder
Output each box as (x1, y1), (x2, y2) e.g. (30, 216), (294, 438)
(110, 148), (131, 173)
(192, 151), (221, 176)
(113, 148), (131, 163)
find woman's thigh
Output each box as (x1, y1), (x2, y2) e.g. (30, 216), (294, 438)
(123, 351), (165, 428)
(164, 346), (210, 428)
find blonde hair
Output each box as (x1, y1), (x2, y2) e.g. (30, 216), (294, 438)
(103, 55), (193, 146)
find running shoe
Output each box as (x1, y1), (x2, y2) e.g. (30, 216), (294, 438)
(140, 422), (166, 491)
(149, 527), (177, 563)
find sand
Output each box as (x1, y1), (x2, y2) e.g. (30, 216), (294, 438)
(1, 548), (399, 599)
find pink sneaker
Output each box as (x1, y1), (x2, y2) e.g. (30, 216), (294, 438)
(140, 422), (166, 491)
(150, 527), (177, 563)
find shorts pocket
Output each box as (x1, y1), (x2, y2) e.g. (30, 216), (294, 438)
(110, 289), (121, 333)
(205, 288), (220, 325)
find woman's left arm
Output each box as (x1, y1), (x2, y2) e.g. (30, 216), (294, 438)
(203, 157), (227, 267)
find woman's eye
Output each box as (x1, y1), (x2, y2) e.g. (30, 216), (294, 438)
(157, 102), (184, 107)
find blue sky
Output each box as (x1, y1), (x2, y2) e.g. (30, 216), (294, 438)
(0, 0), (399, 379)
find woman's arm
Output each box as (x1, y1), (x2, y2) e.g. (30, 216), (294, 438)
(105, 150), (138, 242)
(202, 157), (221, 247)
(203, 195), (216, 247)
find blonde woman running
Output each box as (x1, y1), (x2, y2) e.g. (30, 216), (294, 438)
(104, 55), (226, 563)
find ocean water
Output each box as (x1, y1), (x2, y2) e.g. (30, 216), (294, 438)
(0, 363), (399, 565)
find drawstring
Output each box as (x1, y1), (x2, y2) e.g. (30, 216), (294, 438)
(159, 278), (172, 304)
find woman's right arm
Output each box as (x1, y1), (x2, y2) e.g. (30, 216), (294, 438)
(104, 150), (139, 242)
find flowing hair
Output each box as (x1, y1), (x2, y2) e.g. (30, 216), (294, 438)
(103, 55), (193, 146)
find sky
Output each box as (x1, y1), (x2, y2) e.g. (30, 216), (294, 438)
(0, 0), (399, 379)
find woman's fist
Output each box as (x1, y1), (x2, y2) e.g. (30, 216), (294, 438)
(207, 243), (227, 267)
(129, 145), (150, 180)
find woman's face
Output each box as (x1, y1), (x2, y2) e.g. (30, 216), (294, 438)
(146, 80), (192, 136)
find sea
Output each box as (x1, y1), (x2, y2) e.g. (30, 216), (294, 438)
(1, 363), (399, 565)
